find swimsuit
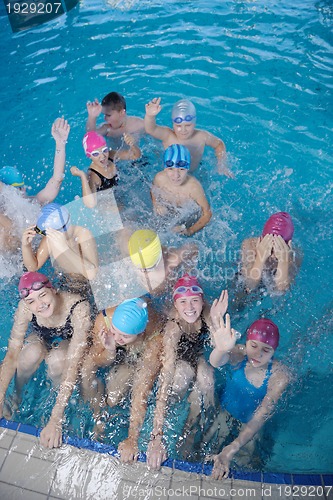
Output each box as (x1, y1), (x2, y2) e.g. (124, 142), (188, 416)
(30, 299), (87, 350)
(176, 315), (210, 370)
(221, 357), (273, 423)
(88, 166), (119, 192)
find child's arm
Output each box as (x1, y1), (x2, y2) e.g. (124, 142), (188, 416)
(241, 235), (274, 291)
(176, 181), (212, 236)
(36, 118), (70, 204)
(204, 131), (233, 178)
(114, 133), (141, 160)
(21, 227), (50, 271)
(86, 99), (102, 132)
(151, 175), (168, 216)
(118, 334), (163, 463)
(273, 235), (293, 291)
(70, 167), (97, 208)
(40, 300), (91, 448)
(211, 366), (290, 480)
(144, 97), (173, 141)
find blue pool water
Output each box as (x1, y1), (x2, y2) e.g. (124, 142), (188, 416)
(0, 0), (332, 474)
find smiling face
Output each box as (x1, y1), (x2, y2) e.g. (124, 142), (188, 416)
(246, 339), (275, 368)
(89, 145), (109, 168)
(110, 323), (138, 346)
(102, 106), (126, 129)
(174, 295), (203, 324)
(173, 121), (196, 140)
(24, 287), (57, 318)
(165, 167), (188, 186)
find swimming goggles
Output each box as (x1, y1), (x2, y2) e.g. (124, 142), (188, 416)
(165, 160), (189, 169)
(34, 226), (46, 236)
(173, 115), (196, 124)
(173, 285), (203, 297)
(90, 147), (109, 157)
(19, 280), (50, 299)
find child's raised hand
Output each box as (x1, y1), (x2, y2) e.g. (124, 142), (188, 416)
(98, 327), (116, 352)
(273, 235), (291, 262)
(51, 117), (70, 144)
(22, 226), (38, 246)
(70, 166), (85, 178)
(86, 99), (102, 118)
(210, 290), (228, 330)
(212, 313), (238, 353)
(145, 97), (162, 116)
(256, 234), (274, 264)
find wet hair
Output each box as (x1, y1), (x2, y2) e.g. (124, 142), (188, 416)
(101, 92), (126, 112)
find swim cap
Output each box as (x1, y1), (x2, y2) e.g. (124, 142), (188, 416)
(246, 318), (279, 350)
(173, 274), (204, 302)
(163, 144), (191, 170)
(36, 203), (71, 233)
(128, 230), (162, 270)
(18, 272), (53, 294)
(0, 166), (24, 187)
(83, 131), (107, 157)
(262, 212), (294, 242)
(112, 298), (148, 335)
(172, 99), (196, 124)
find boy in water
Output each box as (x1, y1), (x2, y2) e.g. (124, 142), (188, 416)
(151, 145), (212, 236)
(86, 91), (144, 148)
(145, 97), (233, 177)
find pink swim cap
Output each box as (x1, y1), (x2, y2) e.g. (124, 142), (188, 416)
(173, 274), (204, 302)
(82, 131), (107, 157)
(262, 212), (294, 242)
(246, 318), (279, 350)
(18, 272), (53, 296)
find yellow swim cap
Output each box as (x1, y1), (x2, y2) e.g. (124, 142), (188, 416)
(128, 230), (162, 270)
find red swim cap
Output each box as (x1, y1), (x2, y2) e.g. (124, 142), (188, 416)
(18, 272), (53, 295)
(262, 212), (294, 242)
(246, 318), (279, 350)
(82, 131), (107, 157)
(173, 274), (204, 302)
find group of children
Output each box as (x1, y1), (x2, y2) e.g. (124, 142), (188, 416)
(0, 91), (298, 479)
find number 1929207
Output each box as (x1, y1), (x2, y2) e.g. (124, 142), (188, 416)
(6, 2), (62, 14)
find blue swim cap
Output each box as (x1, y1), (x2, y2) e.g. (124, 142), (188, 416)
(112, 298), (148, 335)
(36, 203), (71, 233)
(163, 144), (191, 170)
(0, 166), (24, 187)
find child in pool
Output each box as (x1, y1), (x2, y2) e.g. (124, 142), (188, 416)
(22, 203), (98, 286)
(207, 303), (290, 480)
(240, 212), (300, 292)
(0, 272), (91, 449)
(86, 91), (145, 147)
(146, 274), (228, 470)
(70, 131), (141, 208)
(0, 118), (70, 253)
(145, 97), (233, 177)
(80, 298), (163, 458)
(151, 144), (212, 236)
(126, 229), (198, 299)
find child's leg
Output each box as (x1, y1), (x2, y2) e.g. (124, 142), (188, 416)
(186, 357), (215, 429)
(15, 335), (47, 400)
(105, 363), (136, 407)
(171, 360), (196, 400)
(46, 340), (70, 387)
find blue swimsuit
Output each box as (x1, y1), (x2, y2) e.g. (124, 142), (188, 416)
(220, 357), (273, 423)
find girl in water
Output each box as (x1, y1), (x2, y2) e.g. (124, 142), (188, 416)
(207, 303), (290, 480)
(71, 131), (141, 208)
(0, 272), (91, 449)
(146, 274), (228, 470)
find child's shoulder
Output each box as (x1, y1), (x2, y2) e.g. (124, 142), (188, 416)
(153, 170), (167, 184)
(126, 116), (145, 133)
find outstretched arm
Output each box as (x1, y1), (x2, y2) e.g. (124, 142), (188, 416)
(86, 99), (102, 132)
(241, 235), (274, 291)
(146, 322), (179, 470)
(211, 367), (289, 480)
(70, 167), (97, 209)
(204, 131), (233, 178)
(118, 334), (163, 463)
(36, 118), (70, 204)
(40, 300), (91, 448)
(0, 302), (31, 417)
(175, 181), (212, 236)
(144, 97), (172, 141)
(273, 236), (293, 292)
(21, 227), (50, 271)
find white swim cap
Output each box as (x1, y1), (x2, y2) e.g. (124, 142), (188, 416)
(172, 99), (196, 124)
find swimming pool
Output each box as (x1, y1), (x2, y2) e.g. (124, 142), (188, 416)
(0, 0), (332, 474)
